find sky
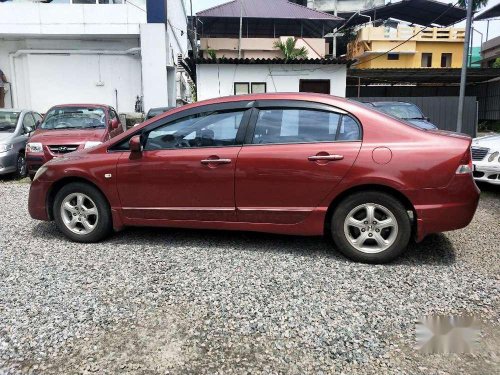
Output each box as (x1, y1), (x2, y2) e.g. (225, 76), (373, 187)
(189, 0), (500, 46)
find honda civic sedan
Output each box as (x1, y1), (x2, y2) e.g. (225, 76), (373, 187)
(28, 93), (480, 263)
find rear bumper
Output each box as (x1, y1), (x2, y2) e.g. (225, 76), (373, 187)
(28, 179), (52, 221)
(409, 174), (480, 242)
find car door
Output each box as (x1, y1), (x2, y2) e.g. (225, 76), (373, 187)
(235, 101), (362, 224)
(116, 103), (252, 222)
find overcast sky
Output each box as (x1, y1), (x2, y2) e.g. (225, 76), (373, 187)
(190, 0), (500, 46)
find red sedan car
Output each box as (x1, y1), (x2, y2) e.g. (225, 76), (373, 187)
(26, 104), (123, 179)
(28, 93), (479, 263)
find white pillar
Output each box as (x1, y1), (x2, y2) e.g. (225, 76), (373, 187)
(140, 23), (169, 112)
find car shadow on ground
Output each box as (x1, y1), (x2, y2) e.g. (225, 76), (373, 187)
(32, 221), (456, 266)
(476, 181), (500, 196)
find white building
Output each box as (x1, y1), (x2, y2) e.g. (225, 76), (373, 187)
(0, 0), (190, 113)
(196, 59), (348, 101)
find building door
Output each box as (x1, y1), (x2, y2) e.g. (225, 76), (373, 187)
(299, 80), (331, 94)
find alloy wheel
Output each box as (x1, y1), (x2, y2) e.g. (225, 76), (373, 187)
(343, 203), (398, 254)
(60, 193), (99, 235)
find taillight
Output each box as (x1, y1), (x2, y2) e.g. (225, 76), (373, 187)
(456, 147), (473, 174)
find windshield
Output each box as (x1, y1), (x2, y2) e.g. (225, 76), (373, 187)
(375, 103), (424, 120)
(0, 111), (20, 133)
(41, 107), (106, 130)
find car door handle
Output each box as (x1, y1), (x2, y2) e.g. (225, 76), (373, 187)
(308, 154), (344, 161)
(200, 158), (232, 165)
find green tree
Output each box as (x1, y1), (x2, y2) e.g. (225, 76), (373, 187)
(458, 0), (488, 12)
(273, 38), (308, 61)
(493, 58), (500, 68)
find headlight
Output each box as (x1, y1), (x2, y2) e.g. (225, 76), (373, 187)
(84, 141), (102, 149)
(27, 142), (43, 153)
(488, 151), (499, 162)
(0, 144), (13, 153)
(33, 166), (48, 181)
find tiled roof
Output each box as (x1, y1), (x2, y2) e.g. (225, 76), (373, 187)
(196, 57), (352, 65)
(196, 0), (343, 21)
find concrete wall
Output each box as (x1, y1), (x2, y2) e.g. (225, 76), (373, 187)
(1, 38), (142, 113)
(196, 64), (347, 101)
(308, 0), (384, 13)
(0, 2), (146, 36)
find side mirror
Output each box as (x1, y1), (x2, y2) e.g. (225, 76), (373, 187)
(425, 117), (431, 122)
(129, 135), (143, 153)
(109, 119), (119, 129)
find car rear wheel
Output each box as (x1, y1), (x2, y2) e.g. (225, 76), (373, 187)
(53, 182), (112, 243)
(15, 153), (27, 179)
(331, 191), (411, 263)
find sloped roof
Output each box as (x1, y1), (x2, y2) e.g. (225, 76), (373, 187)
(475, 3), (500, 21)
(196, 57), (352, 65)
(340, 0), (467, 28)
(197, 0), (343, 21)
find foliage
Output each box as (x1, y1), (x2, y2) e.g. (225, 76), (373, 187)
(207, 48), (217, 60)
(273, 37), (309, 61)
(189, 81), (197, 102)
(492, 58), (500, 68)
(458, 0), (488, 12)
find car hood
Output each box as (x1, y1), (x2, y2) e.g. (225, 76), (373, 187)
(0, 132), (15, 143)
(406, 119), (437, 130)
(472, 134), (500, 150)
(29, 128), (106, 144)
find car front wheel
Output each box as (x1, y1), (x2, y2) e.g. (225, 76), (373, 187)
(15, 153), (27, 179)
(331, 191), (411, 263)
(53, 182), (112, 243)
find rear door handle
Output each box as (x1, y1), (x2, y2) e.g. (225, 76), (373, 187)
(308, 154), (344, 161)
(201, 158), (232, 165)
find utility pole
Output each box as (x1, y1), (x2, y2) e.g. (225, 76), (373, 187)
(238, 1), (243, 58)
(457, 0), (473, 133)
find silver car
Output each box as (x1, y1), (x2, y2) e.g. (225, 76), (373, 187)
(0, 109), (42, 178)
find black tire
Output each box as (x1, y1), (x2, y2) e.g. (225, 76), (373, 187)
(53, 182), (112, 243)
(14, 153), (27, 179)
(331, 191), (411, 264)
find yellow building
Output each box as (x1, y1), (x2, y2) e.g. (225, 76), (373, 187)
(347, 26), (465, 69)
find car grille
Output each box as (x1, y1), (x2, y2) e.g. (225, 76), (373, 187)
(471, 147), (489, 161)
(48, 145), (79, 154)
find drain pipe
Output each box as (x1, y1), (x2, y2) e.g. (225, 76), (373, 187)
(8, 48), (141, 108)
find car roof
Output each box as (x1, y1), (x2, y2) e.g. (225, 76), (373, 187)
(49, 104), (110, 109)
(369, 101), (417, 107)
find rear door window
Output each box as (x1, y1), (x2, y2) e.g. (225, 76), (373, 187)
(251, 108), (360, 144)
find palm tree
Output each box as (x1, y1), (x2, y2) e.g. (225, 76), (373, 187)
(273, 38), (308, 62)
(458, 0), (488, 12)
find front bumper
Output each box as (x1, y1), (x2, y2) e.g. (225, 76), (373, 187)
(473, 162), (500, 185)
(0, 149), (17, 175)
(28, 178), (52, 221)
(26, 153), (48, 177)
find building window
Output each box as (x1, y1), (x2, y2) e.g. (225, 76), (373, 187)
(387, 53), (399, 60)
(251, 82), (267, 94)
(441, 53), (452, 67)
(421, 53), (432, 67)
(234, 83), (250, 95)
(234, 82), (267, 95)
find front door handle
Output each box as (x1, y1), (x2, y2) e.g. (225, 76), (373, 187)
(200, 158), (232, 165)
(308, 154), (344, 161)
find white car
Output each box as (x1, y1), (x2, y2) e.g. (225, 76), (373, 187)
(472, 134), (500, 186)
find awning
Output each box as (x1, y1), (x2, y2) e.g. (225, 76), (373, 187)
(475, 4), (500, 21)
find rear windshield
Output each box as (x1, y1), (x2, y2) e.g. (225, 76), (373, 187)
(0, 111), (20, 132)
(374, 103), (424, 120)
(41, 107), (106, 130)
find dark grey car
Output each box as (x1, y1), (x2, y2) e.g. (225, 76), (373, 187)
(0, 109), (42, 178)
(363, 101), (438, 130)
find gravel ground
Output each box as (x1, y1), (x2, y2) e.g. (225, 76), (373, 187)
(0, 179), (498, 374)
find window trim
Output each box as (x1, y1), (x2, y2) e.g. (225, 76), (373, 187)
(108, 101), (255, 152)
(243, 101), (362, 146)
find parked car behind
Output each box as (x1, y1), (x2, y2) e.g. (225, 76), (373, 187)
(364, 101), (438, 130)
(146, 106), (175, 120)
(28, 93), (479, 264)
(472, 133), (500, 185)
(26, 104), (123, 179)
(0, 109), (42, 178)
